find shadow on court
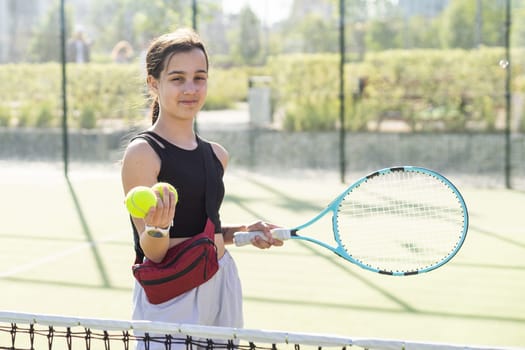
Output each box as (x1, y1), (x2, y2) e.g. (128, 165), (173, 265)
(65, 177), (112, 288)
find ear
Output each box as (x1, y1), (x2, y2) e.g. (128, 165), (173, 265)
(147, 75), (158, 93)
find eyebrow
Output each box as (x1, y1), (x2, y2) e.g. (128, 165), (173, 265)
(167, 69), (208, 75)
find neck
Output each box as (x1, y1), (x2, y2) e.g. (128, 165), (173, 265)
(151, 117), (197, 150)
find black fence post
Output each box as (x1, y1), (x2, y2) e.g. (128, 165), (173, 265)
(504, 0), (512, 189)
(60, 0), (69, 177)
(339, 0), (346, 184)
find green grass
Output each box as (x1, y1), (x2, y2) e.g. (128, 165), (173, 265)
(0, 162), (524, 349)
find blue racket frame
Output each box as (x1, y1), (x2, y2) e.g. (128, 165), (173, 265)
(288, 166), (469, 276)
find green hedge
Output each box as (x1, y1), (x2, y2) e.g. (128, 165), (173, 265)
(0, 63), (247, 129)
(0, 63), (144, 128)
(0, 48), (524, 132)
(268, 48), (525, 132)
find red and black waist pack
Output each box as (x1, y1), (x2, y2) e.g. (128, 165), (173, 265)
(132, 218), (219, 304)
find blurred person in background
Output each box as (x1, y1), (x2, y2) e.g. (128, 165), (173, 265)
(111, 40), (134, 63)
(67, 28), (90, 63)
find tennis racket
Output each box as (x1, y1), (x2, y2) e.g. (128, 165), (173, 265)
(233, 166), (468, 276)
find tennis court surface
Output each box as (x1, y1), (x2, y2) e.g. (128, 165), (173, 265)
(0, 162), (523, 349)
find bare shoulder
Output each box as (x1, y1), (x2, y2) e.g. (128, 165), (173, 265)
(209, 141), (229, 169)
(121, 138), (161, 193)
(122, 138), (158, 163)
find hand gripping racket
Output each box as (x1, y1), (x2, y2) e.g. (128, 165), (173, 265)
(233, 166), (468, 276)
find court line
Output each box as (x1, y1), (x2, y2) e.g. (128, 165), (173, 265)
(0, 233), (122, 278)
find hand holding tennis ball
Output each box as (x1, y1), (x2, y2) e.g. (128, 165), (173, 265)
(125, 186), (158, 218)
(151, 182), (178, 204)
(125, 183), (178, 219)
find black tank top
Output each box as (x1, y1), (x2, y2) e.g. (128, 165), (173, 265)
(129, 131), (225, 263)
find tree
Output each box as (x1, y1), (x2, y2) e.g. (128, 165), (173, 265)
(299, 14), (338, 53)
(404, 16), (441, 49)
(233, 6), (262, 65)
(439, 0), (506, 49)
(28, 3), (73, 62)
(89, 0), (191, 53)
(365, 19), (403, 51)
(512, 6), (525, 47)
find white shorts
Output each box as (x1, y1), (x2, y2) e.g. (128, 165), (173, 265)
(132, 250), (243, 350)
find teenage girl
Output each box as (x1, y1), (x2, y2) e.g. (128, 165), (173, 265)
(120, 28), (282, 349)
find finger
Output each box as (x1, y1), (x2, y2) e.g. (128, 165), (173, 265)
(143, 206), (156, 225)
(152, 195), (165, 220)
(254, 235), (272, 249)
(163, 187), (171, 206)
(168, 191), (176, 209)
(262, 226), (277, 244)
(145, 193), (169, 228)
(152, 188), (169, 209)
(271, 239), (284, 247)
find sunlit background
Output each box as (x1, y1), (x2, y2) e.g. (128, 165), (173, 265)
(0, 0), (523, 188)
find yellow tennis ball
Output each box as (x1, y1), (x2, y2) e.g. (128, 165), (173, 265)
(152, 182), (178, 203)
(125, 186), (158, 218)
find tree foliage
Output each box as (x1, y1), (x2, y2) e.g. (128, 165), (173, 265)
(23, 0), (525, 64)
(88, 0), (190, 51)
(28, 3), (73, 62)
(440, 0), (506, 49)
(236, 6), (262, 65)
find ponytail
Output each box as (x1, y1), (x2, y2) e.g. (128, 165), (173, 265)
(150, 97), (160, 125)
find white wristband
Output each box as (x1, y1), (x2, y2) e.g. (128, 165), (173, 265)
(144, 225), (170, 238)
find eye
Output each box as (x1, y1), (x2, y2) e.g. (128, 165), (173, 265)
(170, 76), (185, 84)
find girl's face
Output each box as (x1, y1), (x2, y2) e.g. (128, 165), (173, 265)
(149, 48), (208, 121)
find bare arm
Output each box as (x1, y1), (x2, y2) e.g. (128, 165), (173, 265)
(222, 222), (284, 248)
(121, 139), (176, 263)
(221, 225), (247, 245)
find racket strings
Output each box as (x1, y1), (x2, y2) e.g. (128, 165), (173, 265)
(336, 170), (466, 273)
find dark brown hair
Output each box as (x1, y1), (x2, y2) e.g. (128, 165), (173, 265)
(145, 28), (209, 124)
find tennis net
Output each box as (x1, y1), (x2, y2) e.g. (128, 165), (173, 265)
(0, 311), (521, 350)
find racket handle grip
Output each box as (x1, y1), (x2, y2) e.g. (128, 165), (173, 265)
(233, 228), (291, 247)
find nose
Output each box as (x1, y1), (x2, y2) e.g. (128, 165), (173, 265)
(183, 81), (198, 94)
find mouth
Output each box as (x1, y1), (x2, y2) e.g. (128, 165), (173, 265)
(179, 100), (199, 107)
